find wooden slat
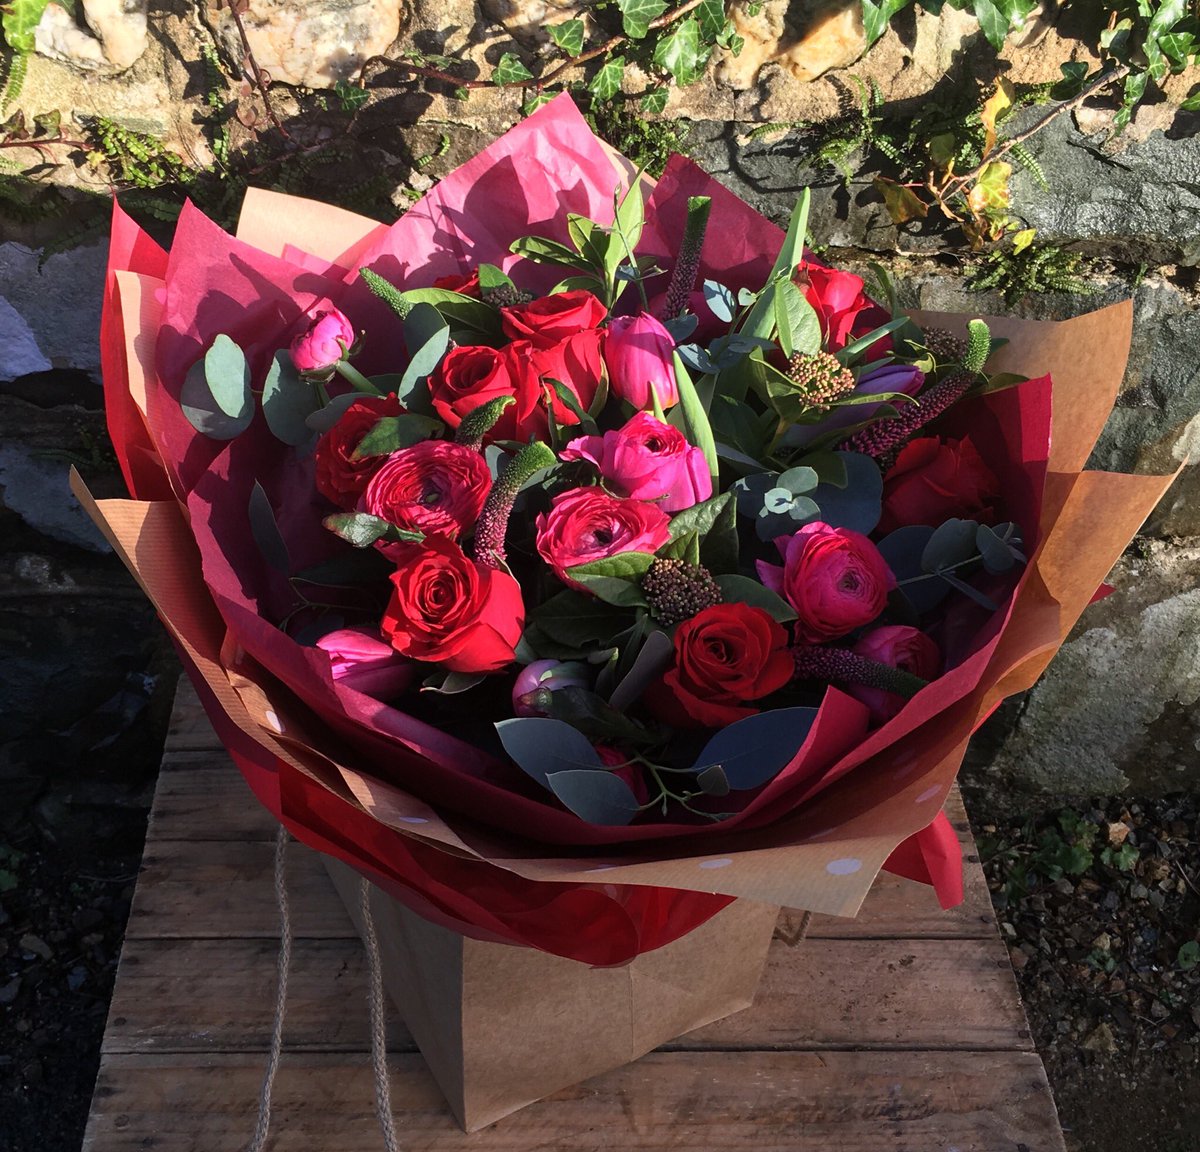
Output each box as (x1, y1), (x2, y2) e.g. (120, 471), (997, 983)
(102, 935), (1028, 1056)
(83, 1050), (1064, 1152)
(148, 756), (277, 842)
(163, 679), (222, 752)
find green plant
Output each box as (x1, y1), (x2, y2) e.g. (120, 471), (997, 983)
(969, 238), (1094, 303)
(0, 0), (51, 109)
(587, 97), (690, 177)
(87, 116), (195, 189)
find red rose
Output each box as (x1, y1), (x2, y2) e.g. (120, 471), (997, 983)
(757, 522), (895, 644)
(849, 625), (941, 724)
(428, 346), (515, 431)
(795, 261), (890, 353)
(646, 603), (794, 728)
(314, 393), (404, 507)
(500, 290), (607, 349)
(381, 536), (523, 673)
(878, 436), (1000, 535)
(535, 486), (670, 588)
(507, 330), (605, 441)
(362, 440), (491, 542)
(432, 270), (482, 297)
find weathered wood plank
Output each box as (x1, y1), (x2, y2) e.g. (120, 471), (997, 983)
(83, 1050), (1065, 1152)
(149, 756), (277, 842)
(126, 835), (993, 942)
(102, 935), (1029, 1056)
(163, 678), (222, 752)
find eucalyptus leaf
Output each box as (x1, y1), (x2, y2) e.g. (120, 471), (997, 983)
(181, 335), (253, 439)
(306, 391), (360, 434)
(495, 717), (605, 788)
(421, 670), (486, 695)
(248, 482), (290, 574)
(703, 280), (736, 323)
(262, 350), (318, 446)
(609, 627), (674, 711)
(922, 518), (980, 573)
(690, 707), (818, 789)
(809, 452), (882, 534)
(976, 522), (1018, 574)
(545, 769), (640, 826)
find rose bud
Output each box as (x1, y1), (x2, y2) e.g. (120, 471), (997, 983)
(363, 440), (492, 543)
(432, 269), (482, 297)
(849, 626), (941, 724)
(561, 412), (711, 513)
(604, 312), (679, 410)
(316, 627), (414, 698)
(877, 436), (999, 536)
(512, 659), (590, 717)
(757, 521), (896, 644)
(290, 307), (356, 374)
(535, 486), (670, 589)
(645, 603), (794, 728)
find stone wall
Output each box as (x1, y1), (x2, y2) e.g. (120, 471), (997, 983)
(2, 1), (1198, 812)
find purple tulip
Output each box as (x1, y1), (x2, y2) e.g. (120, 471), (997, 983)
(316, 626), (413, 699)
(785, 362), (924, 450)
(604, 313), (679, 410)
(512, 659), (590, 717)
(290, 307), (356, 374)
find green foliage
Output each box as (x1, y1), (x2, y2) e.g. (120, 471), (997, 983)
(87, 116), (194, 189)
(1, 0), (50, 53)
(968, 242), (1094, 304)
(586, 98), (688, 178)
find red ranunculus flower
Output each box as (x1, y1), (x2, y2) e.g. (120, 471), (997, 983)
(314, 393), (404, 507)
(795, 261), (890, 353)
(849, 625), (941, 724)
(432, 270), (482, 297)
(500, 289), (607, 349)
(362, 440), (492, 542)
(878, 436), (1000, 535)
(758, 521), (895, 644)
(646, 603), (794, 728)
(535, 486), (670, 589)
(428, 345), (516, 431)
(381, 536), (523, 673)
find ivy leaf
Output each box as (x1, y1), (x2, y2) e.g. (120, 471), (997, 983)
(547, 18), (585, 56)
(653, 17), (707, 86)
(493, 52), (535, 85)
(523, 91), (556, 115)
(696, 0), (725, 40)
(874, 177), (929, 225)
(972, 0), (1009, 52)
(1, 0), (50, 53)
(589, 55), (625, 101)
(618, 0), (668, 39)
(861, 0), (911, 46)
(640, 87), (669, 115)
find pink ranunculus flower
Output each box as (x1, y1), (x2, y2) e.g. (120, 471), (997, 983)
(316, 626), (414, 698)
(512, 659), (590, 717)
(362, 440), (492, 543)
(604, 312), (679, 410)
(290, 307), (356, 374)
(560, 412), (711, 513)
(850, 625), (941, 724)
(757, 521), (896, 643)
(535, 486), (670, 589)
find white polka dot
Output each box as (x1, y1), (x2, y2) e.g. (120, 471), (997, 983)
(396, 816), (429, 825)
(699, 858), (732, 870)
(264, 710), (283, 733)
(916, 785), (942, 804)
(826, 857), (863, 876)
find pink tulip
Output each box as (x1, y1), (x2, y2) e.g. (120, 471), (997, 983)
(604, 313), (679, 410)
(512, 659), (590, 716)
(316, 626), (413, 698)
(290, 307), (356, 374)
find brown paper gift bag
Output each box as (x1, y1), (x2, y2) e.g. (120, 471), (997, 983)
(323, 855), (778, 1132)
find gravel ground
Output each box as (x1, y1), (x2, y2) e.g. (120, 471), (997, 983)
(2, 754), (1197, 1150)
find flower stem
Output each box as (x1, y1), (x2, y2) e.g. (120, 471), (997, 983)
(334, 360), (383, 396)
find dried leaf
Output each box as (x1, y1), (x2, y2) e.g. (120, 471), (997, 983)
(981, 77), (1014, 155)
(874, 177), (929, 225)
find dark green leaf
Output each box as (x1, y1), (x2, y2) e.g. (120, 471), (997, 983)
(510, 234), (585, 269)
(714, 574), (797, 623)
(696, 763), (730, 796)
(249, 482), (290, 574)
(496, 717), (606, 788)
(421, 670), (486, 695)
(671, 351), (719, 482)
(262, 350), (319, 446)
(640, 87), (669, 115)
(323, 512), (423, 548)
(774, 279), (821, 358)
(493, 51), (535, 85)
(589, 56), (625, 101)
(350, 413), (444, 460)
(394, 288), (502, 342)
(618, 0), (668, 39)
(543, 686), (662, 745)
(545, 769), (640, 825)
(398, 303), (450, 406)
(653, 17), (707, 86)
(293, 549), (392, 587)
(533, 589), (632, 648)
(696, 0), (725, 40)
(972, 0), (1008, 51)
(608, 627), (674, 710)
(690, 707), (819, 788)
(306, 391), (360, 434)
(180, 335), (253, 440)
(922, 517), (979, 572)
(547, 17), (585, 55)
(861, 0), (911, 45)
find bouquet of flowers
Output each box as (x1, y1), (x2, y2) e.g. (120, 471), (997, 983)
(83, 95), (1173, 1128)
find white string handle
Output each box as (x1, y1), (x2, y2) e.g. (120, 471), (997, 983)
(359, 877), (402, 1152)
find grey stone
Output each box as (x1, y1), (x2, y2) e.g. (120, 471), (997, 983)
(0, 242), (108, 378)
(1009, 108), (1200, 268)
(0, 443), (110, 552)
(0, 299), (52, 379)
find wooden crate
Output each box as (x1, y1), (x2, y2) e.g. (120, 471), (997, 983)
(83, 678), (1066, 1150)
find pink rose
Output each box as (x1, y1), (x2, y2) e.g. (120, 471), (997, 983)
(316, 627), (414, 698)
(757, 521), (895, 643)
(561, 412), (711, 513)
(604, 313), (679, 410)
(362, 440), (492, 542)
(535, 487), (670, 588)
(850, 625), (941, 723)
(290, 307), (356, 373)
